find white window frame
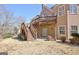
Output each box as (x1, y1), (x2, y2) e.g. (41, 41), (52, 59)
(58, 5), (65, 16)
(70, 25), (78, 34)
(58, 25), (66, 35)
(69, 4), (77, 14)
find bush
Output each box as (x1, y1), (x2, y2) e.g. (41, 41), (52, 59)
(69, 38), (74, 44)
(3, 33), (13, 39)
(70, 33), (79, 44)
(71, 33), (79, 38)
(18, 33), (27, 41)
(59, 36), (66, 42)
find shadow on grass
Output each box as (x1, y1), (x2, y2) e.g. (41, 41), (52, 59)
(12, 36), (27, 41)
(56, 41), (79, 47)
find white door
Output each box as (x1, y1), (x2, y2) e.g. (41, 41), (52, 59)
(42, 28), (48, 37)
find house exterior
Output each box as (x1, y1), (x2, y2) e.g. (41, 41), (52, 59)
(30, 4), (79, 41)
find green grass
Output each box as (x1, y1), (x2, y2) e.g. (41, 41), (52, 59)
(3, 33), (13, 39)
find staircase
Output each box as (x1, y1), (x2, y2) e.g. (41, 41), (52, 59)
(26, 27), (34, 41)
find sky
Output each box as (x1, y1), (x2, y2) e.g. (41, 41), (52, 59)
(5, 4), (54, 23)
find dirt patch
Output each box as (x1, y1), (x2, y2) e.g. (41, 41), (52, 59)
(0, 38), (79, 55)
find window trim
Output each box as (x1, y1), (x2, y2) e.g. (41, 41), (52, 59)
(70, 25), (78, 34)
(58, 5), (65, 16)
(58, 25), (66, 35)
(69, 4), (77, 14)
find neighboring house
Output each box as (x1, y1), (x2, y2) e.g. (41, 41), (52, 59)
(30, 4), (79, 41)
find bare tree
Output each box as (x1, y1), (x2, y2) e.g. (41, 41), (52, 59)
(0, 5), (17, 38)
(15, 16), (26, 30)
(0, 5), (27, 38)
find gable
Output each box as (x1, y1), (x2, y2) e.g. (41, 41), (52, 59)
(40, 4), (53, 17)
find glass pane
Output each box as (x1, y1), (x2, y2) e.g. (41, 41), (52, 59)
(70, 4), (77, 14)
(60, 31), (65, 34)
(71, 26), (78, 34)
(59, 26), (65, 34)
(71, 26), (77, 30)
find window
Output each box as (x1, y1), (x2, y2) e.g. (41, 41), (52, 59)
(70, 4), (77, 14)
(59, 26), (65, 34)
(71, 26), (78, 34)
(58, 6), (64, 16)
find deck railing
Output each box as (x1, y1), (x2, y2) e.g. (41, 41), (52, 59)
(31, 15), (57, 24)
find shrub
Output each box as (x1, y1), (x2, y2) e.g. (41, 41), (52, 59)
(59, 36), (66, 42)
(69, 38), (75, 44)
(71, 33), (79, 38)
(18, 33), (27, 41)
(3, 33), (13, 39)
(70, 33), (79, 44)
